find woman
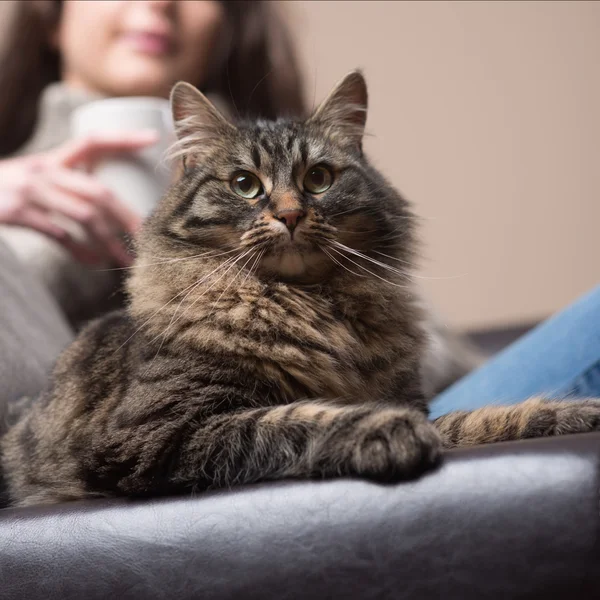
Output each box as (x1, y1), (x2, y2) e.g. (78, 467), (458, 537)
(0, 0), (304, 326)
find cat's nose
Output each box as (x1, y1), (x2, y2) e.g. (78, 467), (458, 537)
(275, 209), (305, 232)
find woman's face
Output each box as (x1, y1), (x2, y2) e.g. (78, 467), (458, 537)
(57, 1), (226, 97)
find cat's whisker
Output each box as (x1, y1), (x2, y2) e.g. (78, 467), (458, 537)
(328, 246), (409, 288)
(329, 207), (427, 221)
(328, 207), (364, 219)
(372, 250), (467, 279)
(170, 247), (256, 329)
(113, 252), (245, 354)
(152, 257), (252, 367)
(148, 267), (223, 361)
(326, 244), (410, 289)
(189, 248), (266, 336)
(241, 237), (272, 249)
(141, 248), (229, 260)
(144, 249), (254, 362)
(330, 240), (408, 274)
(239, 247), (266, 289)
(202, 250), (260, 323)
(377, 232), (410, 243)
(168, 251), (251, 328)
(320, 245), (368, 279)
(373, 249), (414, 266)
(141, 246), (240, 261)
(332, 228), (373, 234)
(241, 228), (278, 244)
(310, 235), (336, 247)
(95, 248), (240, 272)
(147, 281), (207, 366)
(307, 222), (336, 231)
(375, 224), (413, 242)
(332, 241), (428, 283)
(335, 241), (465, 282)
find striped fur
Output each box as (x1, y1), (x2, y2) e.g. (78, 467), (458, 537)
(2, 72), (600, 507)
(435, 398), (600, 449)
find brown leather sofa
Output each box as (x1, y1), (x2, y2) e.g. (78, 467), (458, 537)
(1, 432), (599, 599)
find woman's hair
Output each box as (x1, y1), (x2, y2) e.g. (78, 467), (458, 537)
(0, 0), (306, 156)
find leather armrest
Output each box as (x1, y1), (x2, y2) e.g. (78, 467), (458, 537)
(1, 433), (599, 600)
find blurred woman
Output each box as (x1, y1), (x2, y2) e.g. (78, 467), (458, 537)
(0, 0), (304, 326)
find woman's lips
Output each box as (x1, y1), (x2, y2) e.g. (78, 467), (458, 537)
(120, 31), (173, 56)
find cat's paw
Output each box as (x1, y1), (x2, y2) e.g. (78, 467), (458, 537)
(311, 407), (442, 481)
(532, 399), (600, 437)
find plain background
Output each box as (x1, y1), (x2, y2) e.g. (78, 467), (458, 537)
(290, 0), (600, 330)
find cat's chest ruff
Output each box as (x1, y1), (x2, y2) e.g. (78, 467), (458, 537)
(224, 283), (404, 398)
(229, 284), (357, 356)
(169, 279), (408, 400)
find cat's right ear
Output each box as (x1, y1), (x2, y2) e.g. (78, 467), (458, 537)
(308, 70), (368, 151)
(169, 82), (234, 170)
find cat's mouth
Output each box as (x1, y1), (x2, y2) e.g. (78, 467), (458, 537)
(255, 225), (327, 281)
(260, 247), (305, 278)
(241, 213), (338, 282)
(260, 232), (313, 278)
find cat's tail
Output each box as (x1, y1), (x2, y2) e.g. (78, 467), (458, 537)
(0, 395), (35, 438)
(0, 396), (30, 508)
(433, 397), (600, 449)
(417, 296), (486, 400)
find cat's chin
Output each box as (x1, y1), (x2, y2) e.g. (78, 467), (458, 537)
(259, 244), (328, 283)
(262, 250), (305, 279)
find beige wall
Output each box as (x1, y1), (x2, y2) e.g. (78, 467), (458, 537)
(289, 0), (600, 330)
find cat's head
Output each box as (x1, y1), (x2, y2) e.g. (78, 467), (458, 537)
(140, 71), (416, 285)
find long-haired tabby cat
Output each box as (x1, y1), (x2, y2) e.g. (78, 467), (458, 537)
(3, 72), (600, 507)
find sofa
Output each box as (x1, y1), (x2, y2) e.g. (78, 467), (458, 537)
(1, 240), (598, 599)
(1, 433), (599, 599)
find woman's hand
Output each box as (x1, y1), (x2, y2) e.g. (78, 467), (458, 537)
(0, 131), (158, 266)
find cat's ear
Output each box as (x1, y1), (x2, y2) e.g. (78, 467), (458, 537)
(169, 81), (234, 169)
(309, 71), (368, 150)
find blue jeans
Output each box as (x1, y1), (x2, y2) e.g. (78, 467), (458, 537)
(429, 285), (600, 419)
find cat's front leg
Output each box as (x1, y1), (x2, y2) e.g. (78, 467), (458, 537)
(98, 401), (442, 495)
(434, 397), (600, 448)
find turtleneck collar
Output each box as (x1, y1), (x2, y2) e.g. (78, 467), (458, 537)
(16, 82), (231, 158)
(17, 82), (104, 157)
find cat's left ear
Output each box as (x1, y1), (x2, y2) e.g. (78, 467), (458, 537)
(169, 81), (235, 169)
(308, 70), (368, 151)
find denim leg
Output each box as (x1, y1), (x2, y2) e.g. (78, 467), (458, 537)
(429, 285), (600, 419)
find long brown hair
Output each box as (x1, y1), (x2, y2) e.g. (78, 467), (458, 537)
(0, 1), (306, 157)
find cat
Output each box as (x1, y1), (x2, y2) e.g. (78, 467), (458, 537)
(2, 71), (600, 508)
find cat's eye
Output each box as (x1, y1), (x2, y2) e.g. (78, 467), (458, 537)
(303, 165), (333, 194)
(231, 171), (263, 199)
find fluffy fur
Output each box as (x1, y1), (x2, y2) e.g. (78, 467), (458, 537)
(2, 72), (599, 507)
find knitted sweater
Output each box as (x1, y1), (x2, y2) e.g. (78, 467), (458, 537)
(0, 83), (122, 328)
